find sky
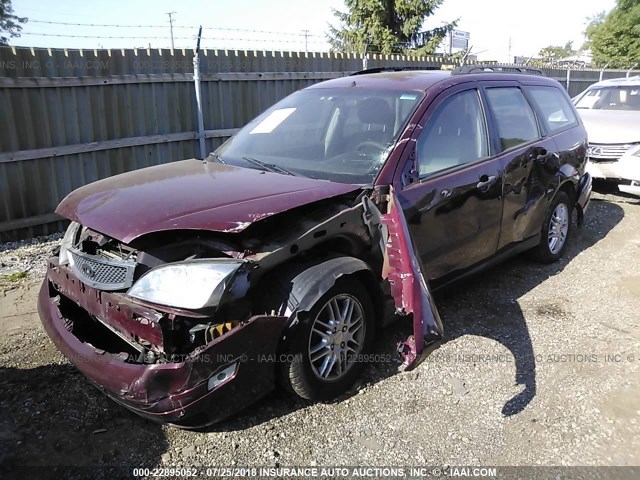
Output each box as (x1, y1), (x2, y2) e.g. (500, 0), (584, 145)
(10, 0), (617, 61)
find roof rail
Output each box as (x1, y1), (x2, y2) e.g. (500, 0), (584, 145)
(350, 66), (442, 76)
(453, 64), (544, 75)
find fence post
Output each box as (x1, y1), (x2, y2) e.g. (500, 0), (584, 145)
(566, 68), (571, 93)
(599, 62), (610, 82)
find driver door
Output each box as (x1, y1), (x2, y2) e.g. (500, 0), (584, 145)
(395, 86), (505, 282)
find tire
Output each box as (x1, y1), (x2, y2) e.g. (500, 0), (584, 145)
(529, 190), (573, 263)
(278, 277), (375, 401)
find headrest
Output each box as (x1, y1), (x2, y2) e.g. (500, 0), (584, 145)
(357, 98), (393, 125)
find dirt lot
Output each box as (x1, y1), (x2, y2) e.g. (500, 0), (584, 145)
(1, 192), (639, 476)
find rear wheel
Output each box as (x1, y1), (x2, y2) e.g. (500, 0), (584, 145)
(279, 277), (375, 400)
(530, 190), (573, 263)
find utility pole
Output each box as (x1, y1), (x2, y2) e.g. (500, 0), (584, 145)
(508, 36), (512, 63)
(166, 11), (176, 49)
(302, 29), (309, 54)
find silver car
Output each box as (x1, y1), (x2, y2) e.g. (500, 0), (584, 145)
(574, 76), (640, 195)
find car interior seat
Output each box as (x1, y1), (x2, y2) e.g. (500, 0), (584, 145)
(351, 97), (395, 149)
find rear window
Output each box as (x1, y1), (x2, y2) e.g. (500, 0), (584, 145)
(485, 87), (539, 151)
(527, 86), (578, 133)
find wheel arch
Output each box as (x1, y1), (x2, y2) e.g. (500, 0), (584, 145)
(258, 255), (384, 354)
(557, 175), (580, 223)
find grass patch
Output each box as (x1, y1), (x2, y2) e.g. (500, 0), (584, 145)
(0, 271), (28, 282)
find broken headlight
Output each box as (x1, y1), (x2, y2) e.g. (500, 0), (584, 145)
(59, 221), (80, 266)
(127, 260), (243, 310)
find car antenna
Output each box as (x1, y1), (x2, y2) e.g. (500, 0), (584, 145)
(193, 25), (207, 163)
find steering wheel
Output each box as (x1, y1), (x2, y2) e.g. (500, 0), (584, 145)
(355, 140), (387, 154)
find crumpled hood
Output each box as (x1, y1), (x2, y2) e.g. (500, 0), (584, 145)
(578, 109), (640, 144)
(56, 159), (360, 244)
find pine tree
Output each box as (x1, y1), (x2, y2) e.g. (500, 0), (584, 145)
(328, 0), (457, 55)
(0, 0), (27, 46)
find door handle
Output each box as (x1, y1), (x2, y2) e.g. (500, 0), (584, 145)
(536, 151), (560, 164)
(477, 174), (498, 191)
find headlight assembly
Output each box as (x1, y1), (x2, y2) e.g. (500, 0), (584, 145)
(59, 221), (80, 266)
(127, 260), (244, 310)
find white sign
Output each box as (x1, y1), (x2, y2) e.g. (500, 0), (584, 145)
(452, 30), (470, 40)
(451, 30), (470, 50)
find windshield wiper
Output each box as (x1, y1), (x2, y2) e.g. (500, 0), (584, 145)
(242, 156), (296, 176)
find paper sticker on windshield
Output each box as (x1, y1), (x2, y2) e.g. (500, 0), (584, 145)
(249, 108), (296, 134)
(400, 94), (418, 100)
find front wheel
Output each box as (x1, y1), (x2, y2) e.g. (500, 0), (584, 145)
(529, 190), (573, 263)
(279, 277), (375, 401)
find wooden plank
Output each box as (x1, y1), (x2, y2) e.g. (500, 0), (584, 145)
(204, 128), (240, 138)
(0, 72), (347, 88)
(0, 128), (240, 163)
(0, 213), (63, 233)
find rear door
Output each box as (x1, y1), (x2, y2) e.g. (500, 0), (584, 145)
(481, 82), (558, 248)
(525, 84), (586, 175)
(395, 85), (504, 281)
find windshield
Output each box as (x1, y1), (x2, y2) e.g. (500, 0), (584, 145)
(214, 88), (424, 184)
(575, 86), (640, 111)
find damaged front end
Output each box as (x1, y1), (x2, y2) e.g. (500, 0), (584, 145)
(39, 224), (291, 427)
(39, 186), (442, 427)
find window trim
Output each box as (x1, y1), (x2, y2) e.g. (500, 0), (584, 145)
(414, 87), (493, 182)
(481, 84), (542, 155)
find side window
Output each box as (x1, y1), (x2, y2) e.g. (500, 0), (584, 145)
(527, 86), (578, 133)
(417, 89), (489, 177)
(485, 87), (539, 151)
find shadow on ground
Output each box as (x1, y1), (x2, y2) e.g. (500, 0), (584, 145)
(413, 198), (623, 416)
(0, 363), (168, 477)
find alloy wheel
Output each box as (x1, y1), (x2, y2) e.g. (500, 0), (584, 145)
(307, 294), (366, 381)
(548, 203), (569, 254)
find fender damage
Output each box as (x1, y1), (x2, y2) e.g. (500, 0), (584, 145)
(234, 185), (443, 370)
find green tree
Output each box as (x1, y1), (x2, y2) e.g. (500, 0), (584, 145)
(582, 11), (606, 50)
(538, 41), (575, 63)
(0, 0), (27, 45)
(589, 0), (640, 67)
(328, 0), (457, 55)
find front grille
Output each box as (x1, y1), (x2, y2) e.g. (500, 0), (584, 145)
(587, 143), (636, 162)
(69, 248), (135, 291)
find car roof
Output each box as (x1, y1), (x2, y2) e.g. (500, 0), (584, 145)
(306, 69), (561, 92)
(307, 70), (451, 91)
(588, 76), (640, 88)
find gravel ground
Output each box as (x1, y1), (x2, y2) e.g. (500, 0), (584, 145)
(0, 233), (62, 280)
(1, 192), (639, 476)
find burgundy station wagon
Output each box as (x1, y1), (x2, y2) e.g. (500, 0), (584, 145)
(38, 66), (592, 428)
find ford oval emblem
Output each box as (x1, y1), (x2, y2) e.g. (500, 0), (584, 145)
(81, 264), (96, 279)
